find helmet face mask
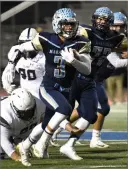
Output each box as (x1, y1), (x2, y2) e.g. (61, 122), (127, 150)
(111, 12), (127, 34)
(92, 7), (114, 32)
(10, 88), (36, 121)
(59, 20), (79, 39)
(52, 8), (79, 39)
(11, 101), (36, 121)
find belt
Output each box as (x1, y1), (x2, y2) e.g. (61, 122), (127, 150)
(54, 83), (71, 93)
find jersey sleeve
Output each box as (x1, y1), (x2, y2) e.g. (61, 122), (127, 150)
(1, 125), (14, 157)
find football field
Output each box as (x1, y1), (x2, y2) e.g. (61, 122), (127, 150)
(1, 102), (128, 168)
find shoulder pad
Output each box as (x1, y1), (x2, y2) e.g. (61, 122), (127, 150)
(77, 26), (89, 38)
(80, 24), (92, 30)
(120, 35), (128, 50)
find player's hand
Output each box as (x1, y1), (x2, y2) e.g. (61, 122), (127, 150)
(60, 47), (75, 63)
(8, 45), (20, 63)
(11, 151), (21, 162)
(121, 51), (128, 59)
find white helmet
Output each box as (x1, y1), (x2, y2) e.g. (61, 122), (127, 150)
(10, 88), (36, 121)
(18, 28), (37, 43)
(52, 8), (79, 39)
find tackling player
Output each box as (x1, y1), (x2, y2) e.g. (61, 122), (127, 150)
(0, 88), (42, 166)
(2, 28), (46, 146)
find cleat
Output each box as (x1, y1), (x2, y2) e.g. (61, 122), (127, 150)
(90, 139), (109, 148)
(32, 144), (49, 158)
(50, 139), (60, 147)
(60, 144), (83, 160)
(18, 142), (31, 166)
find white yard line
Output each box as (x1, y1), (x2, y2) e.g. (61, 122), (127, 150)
(87, 165), (127, 168)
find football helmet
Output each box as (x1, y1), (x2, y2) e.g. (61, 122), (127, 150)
(52, 8), (79, 39)
(18, 28), (37, 44)
(92, 7), (114, 32)
(113, 12), (127, 34)
(113, 12), (127, 25)
(10, 88), (36, 121)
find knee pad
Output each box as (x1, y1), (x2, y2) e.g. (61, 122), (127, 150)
(98, 103), (110, 116)
(89, 114), (98, 124)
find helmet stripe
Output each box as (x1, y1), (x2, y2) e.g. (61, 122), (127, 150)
(27, 28), (31, 39)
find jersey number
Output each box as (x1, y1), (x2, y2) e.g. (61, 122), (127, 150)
(92, 46), (111, 58)
(19, 68), (36, 80)
(54, 56), (65, 78)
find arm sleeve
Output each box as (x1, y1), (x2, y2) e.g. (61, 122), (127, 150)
(107, 52), (128, 68)
(71, 53), (91, 75)
(0, 126), (15, 157)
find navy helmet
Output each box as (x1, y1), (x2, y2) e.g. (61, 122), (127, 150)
(92, 7), (114, 32)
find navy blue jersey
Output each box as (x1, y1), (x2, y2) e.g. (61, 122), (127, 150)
(81, 24), (125, 78)
(38, 32), (90, 88)
(94, 59), (115, 82)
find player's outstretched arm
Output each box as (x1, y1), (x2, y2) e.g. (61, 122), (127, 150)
(0, 126), (21, 161)
(107, 52), (128, 68)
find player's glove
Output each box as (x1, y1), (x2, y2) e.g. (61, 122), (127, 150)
(60, 47), (75, 63)
(8, 45), (21, 64)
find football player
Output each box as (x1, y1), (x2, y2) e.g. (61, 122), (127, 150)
(2, 28), (46, 144)
(8, 8), (92, 165)
(51, 12), (128, 148)
(90, 11), (128, 148)
(56, 7), (127, 159)
(0, 88), (42, 166)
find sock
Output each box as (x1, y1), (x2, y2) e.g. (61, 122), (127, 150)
(66, 137), (77, 147)
(52, 127), (63, 140)
(92, 129), (101, 140)
(29, 123), (43, 143)
(35, 112), (66, 149)
(23, 138), (33, 150)
(23, 123), (43, 150)
(35, 130), (52, 149)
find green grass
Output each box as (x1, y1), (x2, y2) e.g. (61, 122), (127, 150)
(1, 142), (128, 168)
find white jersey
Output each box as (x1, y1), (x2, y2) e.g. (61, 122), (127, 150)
(15, 51), (46, 116)
(15, 51), (45, 99)
(0, 97), (42, 157)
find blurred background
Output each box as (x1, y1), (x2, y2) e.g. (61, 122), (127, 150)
(0, 0), (128, 105)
